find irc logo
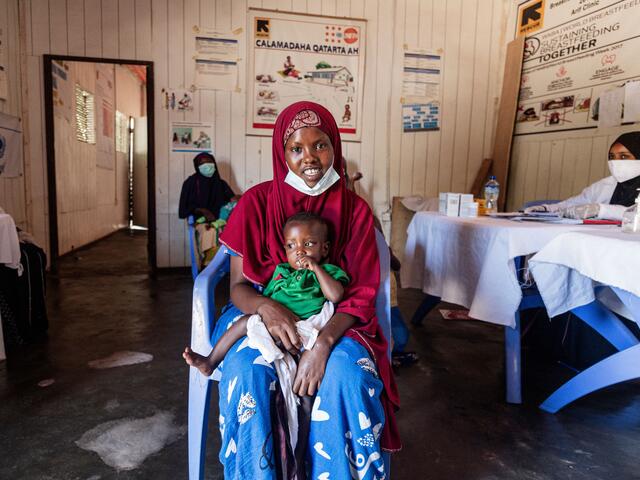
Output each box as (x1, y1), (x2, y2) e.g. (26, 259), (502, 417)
(255, 18), (270, 39)
(518, 0), (545, 37)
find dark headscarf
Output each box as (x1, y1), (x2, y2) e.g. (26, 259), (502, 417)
(609, 132), (640, 206)
(178, 153), (234, 219)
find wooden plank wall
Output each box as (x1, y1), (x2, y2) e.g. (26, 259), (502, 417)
(0, 0), (27, 230)
(388, 0), (510, 200)
(15, 0), (511, 267)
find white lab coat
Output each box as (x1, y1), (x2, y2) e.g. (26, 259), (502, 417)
(545, 176), (627, 220)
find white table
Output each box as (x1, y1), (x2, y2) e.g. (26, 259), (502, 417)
(0, 213), (21, 361)
(401, 212), (615, 403)
(529, 230), (640, 412)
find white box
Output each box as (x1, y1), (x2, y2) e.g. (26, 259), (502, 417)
(438, 192), (447, 214)
(460, 193), (474, 206)
(445, 193), (461, 217)
(460, 201), (479, 218)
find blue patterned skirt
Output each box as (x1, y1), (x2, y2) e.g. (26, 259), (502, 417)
(212, 304), (387, 479)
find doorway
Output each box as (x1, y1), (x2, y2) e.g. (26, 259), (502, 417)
(43, 55), (156, 271)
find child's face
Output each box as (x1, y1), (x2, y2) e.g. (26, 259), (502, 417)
(283, 221), (329, 270)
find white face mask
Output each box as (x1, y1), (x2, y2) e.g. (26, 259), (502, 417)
(608, 160), (640, 183)
(284, 164), (341, 196)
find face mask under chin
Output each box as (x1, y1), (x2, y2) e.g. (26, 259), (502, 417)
(608, 160), (640, 183)
(284, 165), (341, 196)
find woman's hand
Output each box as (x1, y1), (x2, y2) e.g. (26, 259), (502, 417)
(294, 343), (330, 396)
(257, 299), (301, 354)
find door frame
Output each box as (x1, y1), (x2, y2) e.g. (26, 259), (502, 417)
(43, 55), (156, 272)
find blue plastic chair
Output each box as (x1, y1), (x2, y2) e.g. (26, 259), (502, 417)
(539, 287), (640, 412)
(187, 215), (199, 280)
(188, 229), (393, 479)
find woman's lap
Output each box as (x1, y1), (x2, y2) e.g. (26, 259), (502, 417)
(215, 305), (386, 479)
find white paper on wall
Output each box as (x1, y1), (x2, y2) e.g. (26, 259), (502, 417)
(192, 27), (239, 92)
(623, 81), (640, 123)
(598, 87), (624, 129)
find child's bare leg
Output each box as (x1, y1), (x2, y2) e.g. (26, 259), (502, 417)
(183, 347), (216, 376)
(183, 315), (249, 377)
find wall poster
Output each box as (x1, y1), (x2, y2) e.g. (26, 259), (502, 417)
(247, 9), (366, 141)
(171, 122), (213, 153)
(515, 0), (640, 135)
(52, 60), (73, 122)
(401, 48), (442, 132)
(95, 63), (115, 168)
(192, 27), (240, 92)
(0, 26), (6, 100)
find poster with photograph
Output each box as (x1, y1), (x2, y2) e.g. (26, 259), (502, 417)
(171, 122), (213, 153)
(247, 9), (366, 141)
(515, 0), (640, 135)
(192, 27), (239, 92)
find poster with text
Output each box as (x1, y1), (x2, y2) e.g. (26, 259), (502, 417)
(192, 27), (240, 92)
(515, 0), (640, 135)
(247, 9), (366, 141)
(95, 64), (115, 169)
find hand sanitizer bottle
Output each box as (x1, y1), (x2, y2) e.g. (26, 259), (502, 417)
(621, 189), (640, 233)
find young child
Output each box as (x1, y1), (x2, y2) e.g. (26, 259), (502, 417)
(183, 211), (349, 376)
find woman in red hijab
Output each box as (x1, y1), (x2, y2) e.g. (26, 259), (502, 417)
(211, 102), (399, 479)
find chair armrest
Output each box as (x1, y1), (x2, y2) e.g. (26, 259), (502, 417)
(190, 246), (231, 357)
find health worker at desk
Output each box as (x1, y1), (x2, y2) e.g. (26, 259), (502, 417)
(525, 132), (640, 220)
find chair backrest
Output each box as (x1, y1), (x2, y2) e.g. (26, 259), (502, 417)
(187, 215), (200, 280)
(374, 229), (392, 358)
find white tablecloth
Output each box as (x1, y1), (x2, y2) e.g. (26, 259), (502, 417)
(0, 213), (21, 271)
(401, 212), (615, 327)
(529, 230), (640, 318)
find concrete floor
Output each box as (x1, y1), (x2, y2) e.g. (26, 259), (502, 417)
(1, 229), (639, 479)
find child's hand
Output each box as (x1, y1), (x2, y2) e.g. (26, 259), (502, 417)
(296, 255), (319, 272)
(293, 343), (330, 396)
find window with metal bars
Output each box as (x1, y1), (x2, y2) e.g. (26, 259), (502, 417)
(74, 84), (96, 144)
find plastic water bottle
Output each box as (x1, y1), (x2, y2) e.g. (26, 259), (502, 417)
(484, 175), (500, 213)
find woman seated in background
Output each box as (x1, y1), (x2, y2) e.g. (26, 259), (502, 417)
(179, 152), (239, 267)
(526, 132), (640, 219)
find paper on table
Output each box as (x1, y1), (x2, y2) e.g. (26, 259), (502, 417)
(623, 81), (640, 123)
(598, 87), (624, 128)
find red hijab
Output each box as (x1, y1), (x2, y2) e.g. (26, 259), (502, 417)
(220, 101), (400, 451)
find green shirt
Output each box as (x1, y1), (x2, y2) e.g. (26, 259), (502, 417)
(262, 263), (350, 319)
